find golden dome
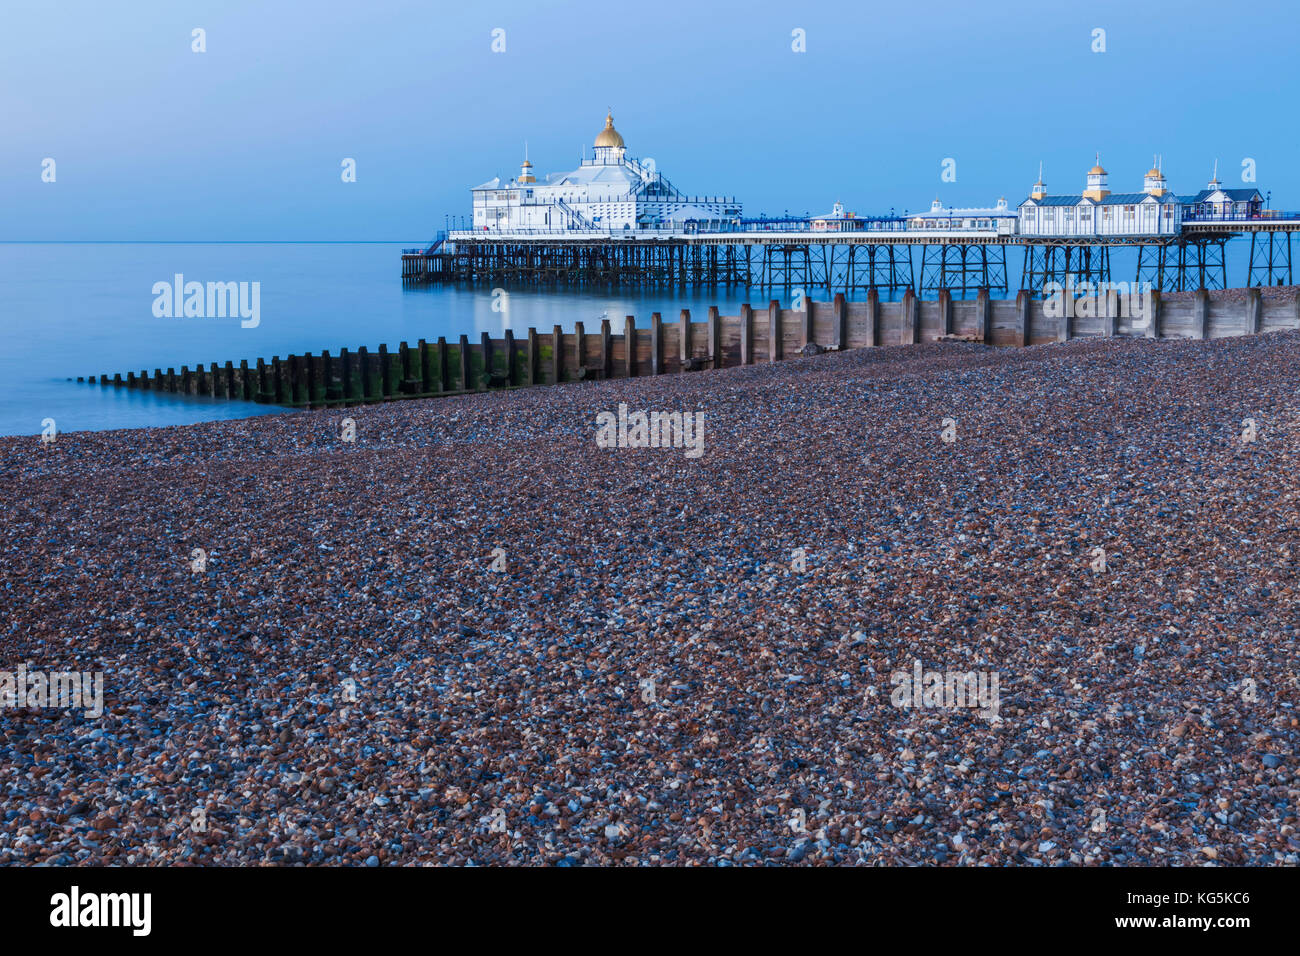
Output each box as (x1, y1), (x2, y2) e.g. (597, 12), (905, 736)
(594, 112), (624, 149)
(1146, 167), (1161, 178)
(1088, 164), (1106, 175)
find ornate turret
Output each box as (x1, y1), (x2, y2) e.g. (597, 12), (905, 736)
(592, 112), (626, 164)
(1082, 154), (1110, 201)
(517, 144), (536, 184)
(1142, 155), (1167, 196)
(1030, 162), (1047, 201)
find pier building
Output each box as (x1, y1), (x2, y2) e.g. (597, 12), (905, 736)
(908, 198), (1017, 235)
(1017, 159), (1182, 238)
(470, 113), (741, 234)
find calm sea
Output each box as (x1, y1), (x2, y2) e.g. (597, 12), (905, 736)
(0, 241), (1256, 436)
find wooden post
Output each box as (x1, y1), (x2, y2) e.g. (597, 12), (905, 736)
(482, 332), (494, 388)
(419, 339), (431, 392)
(252, 361), (263, 399)
(270, 358), (283, 403)
(707, 307), (721, 368)
(339, 349), (352, 400)
(1245, 286), (1261, 335)
(225, 360), (236, 398)
(301, 354), (314, 405)
(768, 300), (781, 363)
(1146, 289), (1161, 339)
(865, 289), (879, 347)
(600, 319), (612, 379)
(378, 344), (391, 395)
(127, 371), (136, 388)
(320, 351), (333, 401)
(939, 288), (954, 337)
(902, 289), (919, 345)
(504, 330), (516, 385)
(650, 313), (662, 375)
(976, 287), (991, 343)
(240, 360), (251, 400)
(399, 341), (411, 389)
(210, 363), (221, 396)
(1194, 287), (1210, 340)
(357, 347), (370, 399)
(528, 328), (540, 385)
(459, 334), (472, 390)
(1061, 298), (1072, 342)
(574, 322), (586, 375)
(624, 315), (636, 378)
(679, 309), (692, 365)
(740, 304), (753, 365)
(552, 324), (564, 383)
(828, 293), (846, 350)
(1015, 290), (1031, 347)
(167, 367), (177, 392)
(803, 299), (815, 349)
(437, 337), (449, 392)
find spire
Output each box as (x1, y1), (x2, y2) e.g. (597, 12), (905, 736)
(1031, 162), (1047, 201)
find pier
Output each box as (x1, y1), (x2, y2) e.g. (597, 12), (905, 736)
(404, 215), (1298, 297)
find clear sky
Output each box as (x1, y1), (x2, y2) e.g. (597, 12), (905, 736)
(4, 0), (1298, 240)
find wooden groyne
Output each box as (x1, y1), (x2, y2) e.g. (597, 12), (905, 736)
(85, 287), (1300, 408)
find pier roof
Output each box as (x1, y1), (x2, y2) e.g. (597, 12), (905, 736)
(1022, 192), (1176, 206)
(546, 163), (642, 187)
(1180, 187), (1263, 203)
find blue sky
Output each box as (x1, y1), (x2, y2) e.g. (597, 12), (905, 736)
(4, 0), (1298, 240)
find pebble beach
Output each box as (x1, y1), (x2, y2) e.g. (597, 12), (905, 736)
(1, 331), (1298, 866)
